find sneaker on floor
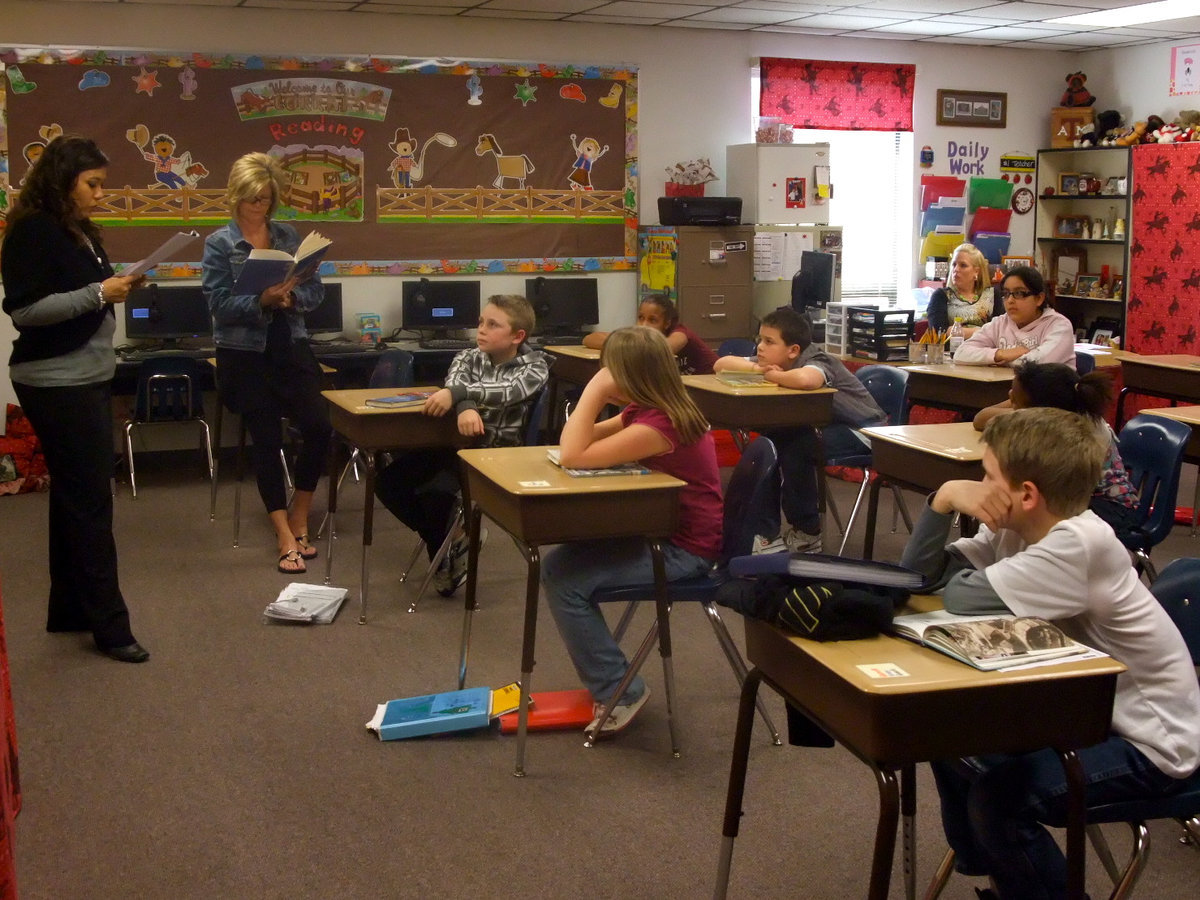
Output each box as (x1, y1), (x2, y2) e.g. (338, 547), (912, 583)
(586, 688), (651, 737)
(434, 527), (489, 597)
(784, 528), (823, 554)
(751, 533), (788, 555)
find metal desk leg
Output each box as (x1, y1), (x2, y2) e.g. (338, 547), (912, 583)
(457, 505), (485, 690)
(356, 450), (377, 624)
(210, 399), (223, 522)
(324, 440), (340, 586)
(514, 541), (542, 778)
(902, 764), (917, 900)
(713, 668), (764, 900)
(1059, 748), (1088, 900)
(863, 474), (885, 561)
(870, 765), (901, 900)
(649, 540), (681, 757)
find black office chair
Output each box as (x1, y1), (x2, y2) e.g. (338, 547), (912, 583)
(122, 357), (214, 498)
(586, 436), (784, 750)
(926, 556), (1200, 900)
(823, 365), (913, 556)
(1116, 414), (1190, 582)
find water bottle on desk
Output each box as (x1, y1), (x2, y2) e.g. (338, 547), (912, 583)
(947, 317), (964, 357)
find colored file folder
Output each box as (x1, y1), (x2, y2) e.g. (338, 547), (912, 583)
(920, 204), (966, 236)
(968, 207), (1012, 239)
(967, 177), (1013, 212)
(920, 232), (963, 264)
(972, 233), (1012, 263)
(920, 175), (966, 210)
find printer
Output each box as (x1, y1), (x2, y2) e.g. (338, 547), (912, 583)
(657, 196), (742, 226)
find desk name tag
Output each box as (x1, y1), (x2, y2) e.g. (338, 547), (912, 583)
(518, 480), (552, 488)
(857, 663), (910, 679)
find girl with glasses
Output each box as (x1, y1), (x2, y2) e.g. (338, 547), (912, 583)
(953, 266), (1075, 368)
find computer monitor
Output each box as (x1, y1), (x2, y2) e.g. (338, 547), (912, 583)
(124, 284), (212, 345)
(791, 250), (837, 312)
(524, 277), (600, 337)
(303, 282), (343, 336)
(401, 279), (480, 335)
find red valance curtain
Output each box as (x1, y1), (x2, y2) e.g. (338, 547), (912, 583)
(760, 58), (915, 132)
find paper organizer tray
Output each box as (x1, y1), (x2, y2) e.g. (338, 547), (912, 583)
(847, 306), (914, 362)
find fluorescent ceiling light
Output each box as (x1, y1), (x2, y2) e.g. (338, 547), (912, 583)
(1049, 0), (1197, 28)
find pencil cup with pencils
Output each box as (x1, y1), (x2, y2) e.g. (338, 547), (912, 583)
(908, 342), (927, 364)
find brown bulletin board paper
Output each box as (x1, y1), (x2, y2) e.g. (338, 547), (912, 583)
(1050, 107), (1095, 149)
(0, 49), (638, 275)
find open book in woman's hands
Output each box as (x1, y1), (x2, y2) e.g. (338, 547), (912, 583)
(891, 610), (1094, 670)
(232, 231), (332, 295)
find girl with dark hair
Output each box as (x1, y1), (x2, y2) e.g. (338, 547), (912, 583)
(1, 136), (150, 663)
(583, 293), (718, 374)
(974, 361), (1140, 539)
(953, 266), (1076, 368)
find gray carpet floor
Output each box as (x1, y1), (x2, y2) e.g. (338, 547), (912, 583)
(2, 453), (1197, 899)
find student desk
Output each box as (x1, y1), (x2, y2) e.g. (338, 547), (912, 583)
(321, 388), (469, 623)
(715, 614), (1125, 900)
(455, 445), (684, 776)
(542, 345), (602, 433)
(1116, 353), (1200, 425)
(903, 364), (1014, 418)
(681, 375), (835, 444)
(859, 423), (985, 560)
(1138, 404), (1200, 533)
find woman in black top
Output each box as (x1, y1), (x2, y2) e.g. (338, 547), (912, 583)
(1, 136), (149, 663)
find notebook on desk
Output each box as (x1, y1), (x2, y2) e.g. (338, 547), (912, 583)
(545, 448), (651, 477)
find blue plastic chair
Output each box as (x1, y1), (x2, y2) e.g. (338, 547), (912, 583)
(587, 436), (783, 749)
(926, 557), (1200, 900)
(718, 338), (757, 358)
(824, 365), (913, 556)
(1117, 414), (1190, 582)
(122, 356), (214, 498)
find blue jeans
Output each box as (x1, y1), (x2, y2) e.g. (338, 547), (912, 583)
(758, 424), (871, 537)
(931, 736), (1187, 899)
(542, 538), (712, 706)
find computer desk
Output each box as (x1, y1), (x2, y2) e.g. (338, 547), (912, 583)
(681, 375), (835, 447)
(321, 388), (471, 623)
(903, 363), (1014, 418)
(859, 422), (985, 560)
(715, 612), (1125, 900)
(455, 445), (684, 776)
(1115, 352), (1200, 426)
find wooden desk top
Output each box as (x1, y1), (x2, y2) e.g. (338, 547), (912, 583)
(457, 445), (683, 497)
(683, 373), (836, 399)
(1138, 404), (1200, 425)
(861, 422), (985, 461)
(543, 345), (601, 361)
(1118, 353), (1200, 371)
(322, 387), (467, 451)
(905, 363), (1015, 383)
(322, 387), (443, 416)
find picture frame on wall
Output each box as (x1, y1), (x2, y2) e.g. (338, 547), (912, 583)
(1054, 214), (1091, 239)
(936, 89), (1007, 127)
(1058, 173), (1080, 195)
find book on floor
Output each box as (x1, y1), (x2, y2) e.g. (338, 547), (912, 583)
(891, 610), (1092, 671)
(489, 682), (524, 718)
(364, 390), (437, 409)
(232, 231), (332, 295)
(366, 687), (493, 740)
(497, 689), (594, 734)
(729, 552), (926, 590)
(545, 448), (651, 478)
(263, 582), (347, 625)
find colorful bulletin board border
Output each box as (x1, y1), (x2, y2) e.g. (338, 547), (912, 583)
(0, 48), (639, 276)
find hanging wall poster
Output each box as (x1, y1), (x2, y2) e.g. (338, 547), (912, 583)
(1170, 45), (1200, 96)
(0, 48), (638, 276)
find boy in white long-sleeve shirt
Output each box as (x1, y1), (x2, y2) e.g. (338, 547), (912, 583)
(900, 407), (1200, 899)
(953, 266), (1075, 369)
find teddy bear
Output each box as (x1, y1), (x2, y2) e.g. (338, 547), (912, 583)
(1061, 71), (1096, 107)
(1153, 123), (1183, 143)
(1141, 115), (1166, 143)
(1113, 121), (1147, 146)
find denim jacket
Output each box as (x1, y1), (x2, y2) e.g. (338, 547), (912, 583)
(201, 219), (323, 352)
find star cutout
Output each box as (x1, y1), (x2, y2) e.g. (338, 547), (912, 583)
(132, 66), (160, 96)
(513, 79), (537, 107)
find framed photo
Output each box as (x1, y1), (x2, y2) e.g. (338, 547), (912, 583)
(1074, 273), (1101, 297)
(1092, 328), (1114, 347)
(1110, 276), (1124, 300)
(1054, 214), (1091, 239)
(936, 89), (1007, 128)
(1001, 255), (1035, 270)
(1074, 327), (1089, 342)
(1102, 176), (1122, 196)
(1058, 173), (1080, 195)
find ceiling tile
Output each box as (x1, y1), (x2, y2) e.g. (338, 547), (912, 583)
(480, 0), (601, 12)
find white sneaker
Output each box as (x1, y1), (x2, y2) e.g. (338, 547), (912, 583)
(432, 527), (488, 597)
(752, 534), (788, 554)
(784, 528), (823, 554)
(586, 688), (651, 737)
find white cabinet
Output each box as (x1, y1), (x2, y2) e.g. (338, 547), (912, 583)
(726, 144), (831, 225)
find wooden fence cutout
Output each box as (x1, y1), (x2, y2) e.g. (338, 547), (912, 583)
(376, 187), (625, 222)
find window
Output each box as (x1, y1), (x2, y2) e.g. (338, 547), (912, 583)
(751, 73), (913, 303)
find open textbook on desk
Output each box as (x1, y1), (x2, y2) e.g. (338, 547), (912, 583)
(891, 610), (1094, 671)
(545, 448), (651, 477)
(232, 231), (331, 294)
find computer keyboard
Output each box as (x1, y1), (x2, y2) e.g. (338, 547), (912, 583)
(419, 339), (474, 350)
(535, 334), (587, 346)
(310, 341), (375, 355)
(120, 347), (214, 361)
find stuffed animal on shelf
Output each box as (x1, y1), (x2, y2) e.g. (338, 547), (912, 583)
(1061, 71), (1096, 107)
(1179, 110), (1200, 141)
(1074, 123), (1098, 147)
(1141, 115), (1166, 143)
(1153, 123), (1184, 143)
(1113, 121), (1147, 146)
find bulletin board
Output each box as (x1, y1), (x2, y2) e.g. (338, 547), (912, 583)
(0, 48), (638, 277)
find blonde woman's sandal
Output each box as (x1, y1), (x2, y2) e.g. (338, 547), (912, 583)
(278, 549), (307, 574)
(294, 534), (318, 561)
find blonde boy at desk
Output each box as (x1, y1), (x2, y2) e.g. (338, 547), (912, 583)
(900, 408), (1200, 900)
(375, 295), (549, 596)
(713, 306), (885, 553)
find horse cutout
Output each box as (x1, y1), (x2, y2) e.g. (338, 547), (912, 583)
(474, 133), (535, 189)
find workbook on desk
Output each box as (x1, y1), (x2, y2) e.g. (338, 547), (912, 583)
(545, 448), (651, 477)
(715, 371), (771, 387)
(891, 610), (1091, 671)
(364, 389), (437, 409)
(729, 552), (926, 589)
(232, 230), (332, 294)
